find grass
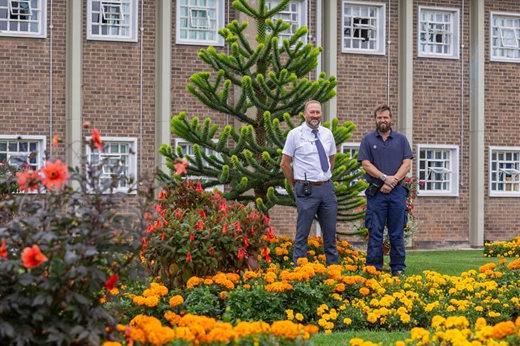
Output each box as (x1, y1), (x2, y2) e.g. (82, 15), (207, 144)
(311, 249), (490, 345)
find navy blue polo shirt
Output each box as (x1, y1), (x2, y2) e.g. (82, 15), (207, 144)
(358, 130), (414, 184)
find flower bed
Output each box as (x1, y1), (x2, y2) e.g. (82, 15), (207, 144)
(484, 236), (520, 258)
(350, 316), (520, 345)
(104, 238), (520, 345)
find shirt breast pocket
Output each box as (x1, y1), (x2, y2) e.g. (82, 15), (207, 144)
(296, 141), (315, 155)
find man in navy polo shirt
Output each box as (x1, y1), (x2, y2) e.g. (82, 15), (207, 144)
(358, 104), (413, 276)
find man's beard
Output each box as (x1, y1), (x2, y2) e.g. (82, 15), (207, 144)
(376, 122), (391, 133)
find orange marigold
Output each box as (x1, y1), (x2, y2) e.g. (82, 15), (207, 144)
(492, 321), (516, 339)
(507, 258), (520, 271)
(41, 160), (69, 190)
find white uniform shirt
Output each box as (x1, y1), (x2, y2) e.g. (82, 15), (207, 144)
(282, 122), (337, 182)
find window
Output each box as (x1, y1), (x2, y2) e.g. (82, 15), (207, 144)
(489, 147), (520, 197)
(0, 135), (46, 170)
(490, 12), (520, 63)
(418, 6), (459, 59)
(417, 145), (459, 196)
(176, 0), (224, 46)
(87, 0), (138, 42)
(85, 137), (137, 193)
(175, 138), (223, 191)
(342, 1), (385, 55)
(0, 0), (46, 38)
(341, 142), (364, 190)
(266, 0), (307, 42)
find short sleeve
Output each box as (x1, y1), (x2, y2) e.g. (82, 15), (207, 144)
(357, 136), (371, 162)
(282, 130), (296, 157)
(328, 131), (337, 156)
(402, 136), (414, 160)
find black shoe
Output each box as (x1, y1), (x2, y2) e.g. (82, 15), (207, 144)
(392, 270), (405, 277)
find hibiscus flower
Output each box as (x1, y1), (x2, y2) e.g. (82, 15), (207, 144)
(41, 160), (69, 190)
(21, 245), (48, 269)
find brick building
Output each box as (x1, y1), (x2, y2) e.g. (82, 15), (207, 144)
(1, 0), (519, 247)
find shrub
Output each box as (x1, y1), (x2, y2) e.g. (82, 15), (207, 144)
(142, 180), (273, 287)
(0, 135), (147, 345)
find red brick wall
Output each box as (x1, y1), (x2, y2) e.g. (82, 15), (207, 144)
(411, 0), (471, 247)
(484, 0), (520, 241)
(82, 0), (157, 180)
(0, 0), (67, 160)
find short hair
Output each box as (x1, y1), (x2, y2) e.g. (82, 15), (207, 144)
(373, 104), (392, 118)
(304, 100), (322, 112)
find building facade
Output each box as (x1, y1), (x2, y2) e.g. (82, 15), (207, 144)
(0, 0), (519, 247)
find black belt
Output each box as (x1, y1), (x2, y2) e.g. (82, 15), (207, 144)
(295, 179), (330, 186)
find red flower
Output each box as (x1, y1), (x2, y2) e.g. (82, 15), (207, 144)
(0, 239), (7, 259)
(263, 215), (271, 225)
(222, 223), (228, 234)
(266, 226), (275, 241)
(233, 221), (242, 234)
(243, 235), (250, 249)
(198, 210), (206, 218)
(154, 204), (166, 217)
(249, 226), (256, 235)
(160, 232), (166, 241)
(261, 247), (271, 263)
(189, 233), (195, 242)
(237, 248), (247, 260)
(51, 134), (61, 148)
(195, 220), (205, 231)
(195, 182), (203, 193)
(158, 189), (168, 200)
(141, 237), (149, 249)
(41, 160), (69, 190)
(104, 274), (118, 290)
(174, 208), (184, 220)
(219, 201), (228, 215)
(91, 128), (104, 151)
(175, 159), (189, 175)
(21, 245), (48, 269)
(248, 211), (260, 221)
(186, 251), (192, 263)
(16, 169), (40, 192)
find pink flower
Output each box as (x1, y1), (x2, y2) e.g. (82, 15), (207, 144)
(41, 160), (69, 190)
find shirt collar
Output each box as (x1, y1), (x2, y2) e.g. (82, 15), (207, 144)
(303, 122), (321, 134)
(375, 129), (393, 139)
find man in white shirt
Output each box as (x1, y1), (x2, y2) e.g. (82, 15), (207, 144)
(280, 100), (339, 265)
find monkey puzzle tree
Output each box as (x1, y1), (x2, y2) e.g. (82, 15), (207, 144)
(160, 0), (367, 222)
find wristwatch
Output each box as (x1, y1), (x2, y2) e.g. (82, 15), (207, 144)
(379, 174), (387, 182)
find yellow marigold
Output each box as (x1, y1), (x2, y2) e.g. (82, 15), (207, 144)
(364, 265), (380, 275)
(265, 271), (277, 283)
(286, 309), (294, 320)
(150, 282), (168, 296)
(492, 321), (516, 339)
(431, 315), (446, 329)
(243, 270), (260, 281)
(516, 316), (520, 327)
(275, 247), (289, 256)
(99, 296), (107, 304)
(108, 288), (119, 296)
(102, 342), (122, 346)
(507, 258), (520, 270)
(395, 342), (405, 346)
(219, 291), (229, 300)
(359, 287), (370, 296)
(345, 264), (358, 271)
(399, 313), (411, 324)
(186, 276), (203, 288)
(169, 295), (184, 308)
(295, 313), (304, 321)
(343, 317), (352, 325)
(225, 272), (240, 283)
(204, 278), (214, 285)
(296, 257), (308, 266)
(410, 327), (430, 342)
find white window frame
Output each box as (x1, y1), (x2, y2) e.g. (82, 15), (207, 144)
(0, 134), (46, 170)
(176, 0), (225, 46)
(266, 0), (308, 43)
(490, 11), (520, 63)
(0, 0), (47, 38)
(174, 138), (224, 191)
(489, 146), (520, 197)
(417, 6), (460, 59)
(341, 1), (386, 55)
(87, 0), (138, 42)
(85, 136), (138, 194)
(416, 144), (459, 197)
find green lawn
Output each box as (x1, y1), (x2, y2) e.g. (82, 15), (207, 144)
(311, 249), (490, 345)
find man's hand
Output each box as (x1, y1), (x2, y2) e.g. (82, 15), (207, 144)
(385, 175), (400, 188)
(380, 183), (393, 194)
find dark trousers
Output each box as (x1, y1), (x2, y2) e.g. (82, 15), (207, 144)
(365, 185), (407, 273)
(293, 181), (339, 265)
